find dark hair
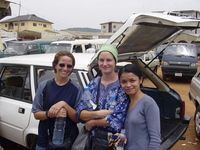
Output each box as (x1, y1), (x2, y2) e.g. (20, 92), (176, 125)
(118, 64), (143, 80)
(52, 50), (75, 73)
(88, 43), (92, 48)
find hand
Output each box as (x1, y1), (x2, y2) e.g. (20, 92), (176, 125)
(56, 108), (67, 118)
(84, 120), (94, 131)
(48, 101), (67, 117)
(97, 109), (113, 118)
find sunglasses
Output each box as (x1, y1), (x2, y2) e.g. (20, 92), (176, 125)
(58, 63), (73, 68)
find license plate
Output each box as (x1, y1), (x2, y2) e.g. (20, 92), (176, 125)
(175, 73), (182, 77)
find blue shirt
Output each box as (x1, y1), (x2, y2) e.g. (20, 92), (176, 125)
(76, 77), (129, 133)
(32, 78), (83, 147)
(124, 94), (161, 150)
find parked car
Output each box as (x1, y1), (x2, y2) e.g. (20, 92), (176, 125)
(1, 40), (54, 58)
(139, 50), (160, 73)
(1, 37), (17, 50)
(160, 43), (198, 80)
(188, 69), (200, 139)
(45, 39), (107, 54)
(0, 12), (199, 150)
(0, 53), (95, 150)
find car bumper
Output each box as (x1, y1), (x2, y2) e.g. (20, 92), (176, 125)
(160, 115), (191, 150)
(161, 66), (197, 77)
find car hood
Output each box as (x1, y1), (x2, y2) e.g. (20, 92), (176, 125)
(89, 12), (200, 65)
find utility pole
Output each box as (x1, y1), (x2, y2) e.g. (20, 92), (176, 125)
(8, 1), (21, 40)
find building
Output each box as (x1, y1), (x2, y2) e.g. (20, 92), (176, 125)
(0, 0), (11, 20)
(0, 14), (53, 40)
(100, 21), (124, 33)
(173, 10), (200, 34)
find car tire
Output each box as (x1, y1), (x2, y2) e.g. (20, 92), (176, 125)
(195, 106), (200, 139)
(28, 135), (37, 150)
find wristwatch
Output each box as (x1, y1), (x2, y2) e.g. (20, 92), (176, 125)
(46, 110), (49, 118)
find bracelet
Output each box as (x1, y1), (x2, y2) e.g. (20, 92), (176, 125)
(46, 110), (49, 118)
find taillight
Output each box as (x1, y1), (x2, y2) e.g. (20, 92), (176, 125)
(181, 99), (185, 119)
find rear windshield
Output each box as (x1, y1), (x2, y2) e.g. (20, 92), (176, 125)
(46, 43), (71, 53)
(163, 44), (197, 57)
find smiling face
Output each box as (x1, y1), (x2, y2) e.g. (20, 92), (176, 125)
(120, 72), (143, 96)
(98, 51), (116, 75)
(55, 55), (73, 79)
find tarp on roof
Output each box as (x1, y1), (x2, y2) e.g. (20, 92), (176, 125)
(19, 30), (41, 38)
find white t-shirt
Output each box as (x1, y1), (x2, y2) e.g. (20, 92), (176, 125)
(86, 48), (96, 53)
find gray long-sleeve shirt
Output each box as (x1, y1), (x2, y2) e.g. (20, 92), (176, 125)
(124, 94), (161, 150)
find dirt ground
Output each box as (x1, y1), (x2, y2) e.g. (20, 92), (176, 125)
(156, 67), (200, 150)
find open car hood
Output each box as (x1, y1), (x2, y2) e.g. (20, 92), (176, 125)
(89, 12), (200, 66)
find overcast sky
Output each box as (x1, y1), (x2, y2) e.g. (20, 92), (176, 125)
(4, 0), (200, 30)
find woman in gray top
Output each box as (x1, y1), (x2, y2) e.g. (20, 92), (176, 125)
(118, 64), (161, 150)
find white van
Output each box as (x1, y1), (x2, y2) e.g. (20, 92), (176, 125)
(45, 39), (108, 53)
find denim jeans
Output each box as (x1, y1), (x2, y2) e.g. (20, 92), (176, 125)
(36, 144), (46, 150)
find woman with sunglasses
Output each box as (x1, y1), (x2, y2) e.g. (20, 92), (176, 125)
(32, 50), (83, 150)
(75, 44), (129, 150)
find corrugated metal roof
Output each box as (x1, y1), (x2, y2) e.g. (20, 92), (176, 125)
(0, 14), (53, 24)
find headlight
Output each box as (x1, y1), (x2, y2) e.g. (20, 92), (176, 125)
(190, 63), (197, 67)
(162, 61), (169, 65)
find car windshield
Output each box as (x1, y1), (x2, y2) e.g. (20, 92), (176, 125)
(163, 45), (197, 57)
(46, 43), (71, 53)
(4, 43), (27, 55)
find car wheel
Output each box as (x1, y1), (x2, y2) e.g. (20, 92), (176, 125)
(28, 135), (37, 150)
(162, 74), (167, 81)
(195, 106), (200, 139)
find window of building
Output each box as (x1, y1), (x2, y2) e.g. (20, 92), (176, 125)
(113, 25), (116, 28)
(33, 23), (37, 26)
(21, 23), (25, 26)
(5, 24), (7, 27)
(103, 26), (106, 29)
(15, 23), (18, 26)
(43, 24), (47, 27)
(8, 22), (14, 29)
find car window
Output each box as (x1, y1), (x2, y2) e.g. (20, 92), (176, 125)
(73, 45), (83, 53)
(35, 68), (79, 89)
(145, 54), (150, 61)
(0, 65), (31, 101)
(4, 43), (27, 55)
(46, 43), (72, 53)
(27, 44), (38, 52)
(40, 44), (51, 53)
(163, 44), (197, 57)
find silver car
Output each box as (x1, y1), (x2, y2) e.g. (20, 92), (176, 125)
(189, 69), (200, 139)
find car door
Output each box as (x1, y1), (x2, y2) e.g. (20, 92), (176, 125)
(0, 65), (32, 145)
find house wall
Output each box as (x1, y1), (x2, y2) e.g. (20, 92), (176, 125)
(101, 22), (123, 33)
(0, 21), (52, 32)
(178, 11), (200, 34)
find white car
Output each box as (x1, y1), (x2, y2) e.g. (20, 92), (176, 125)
(0, 53), (95, 149)
(139, 51), (160, 73)
(46, 39), (108, 53)
(0, 12), (200, 150)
